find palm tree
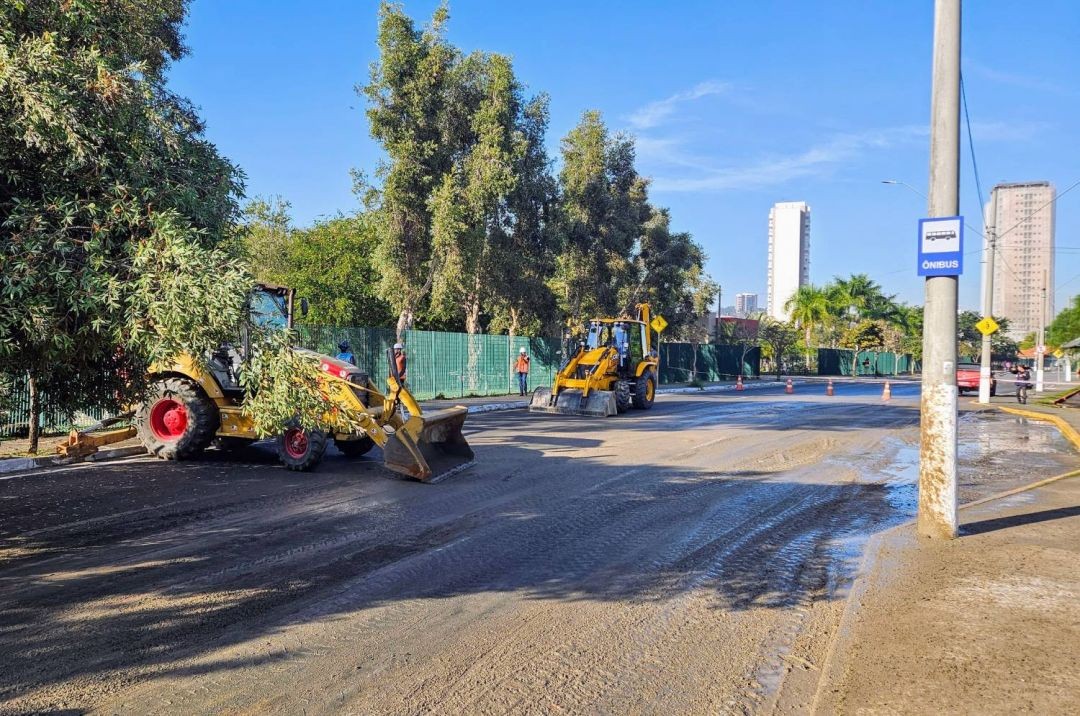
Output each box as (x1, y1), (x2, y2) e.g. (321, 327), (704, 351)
(785, 285), (830, 370)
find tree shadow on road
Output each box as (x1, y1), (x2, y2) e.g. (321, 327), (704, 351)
(0, 399), (918, 711)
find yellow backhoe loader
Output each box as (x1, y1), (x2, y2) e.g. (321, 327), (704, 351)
(59, 284), (473, 482)
(530, 303), (664, 417)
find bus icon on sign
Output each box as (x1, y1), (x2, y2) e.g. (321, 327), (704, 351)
(925, 229), (957, 243)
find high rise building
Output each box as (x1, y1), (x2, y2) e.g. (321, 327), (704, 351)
(766, 201), (811, 320)
(987, 182), (1055, 341)
(735, 293), (759, 317)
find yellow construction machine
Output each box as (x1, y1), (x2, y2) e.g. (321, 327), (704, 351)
(530, 303), (664, 417)
(59, 284), (473, 481)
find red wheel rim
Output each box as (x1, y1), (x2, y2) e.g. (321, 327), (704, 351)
(284, 427), (309, 459)
(149, 398), (188, 441)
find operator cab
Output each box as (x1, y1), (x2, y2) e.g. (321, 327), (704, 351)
(584, 319), (647, 373)
(211, 284), (308, 395)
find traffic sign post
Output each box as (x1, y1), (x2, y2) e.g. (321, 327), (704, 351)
(917, 216), (964, 276)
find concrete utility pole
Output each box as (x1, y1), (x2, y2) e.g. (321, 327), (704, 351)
(1036, 270), (1047, 392)
(918, 0), (961, 540)
(978, 191), (997, 404)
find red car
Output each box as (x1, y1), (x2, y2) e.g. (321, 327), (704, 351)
(957, 363), (996, 396)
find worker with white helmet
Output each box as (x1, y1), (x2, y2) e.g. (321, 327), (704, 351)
(391, 342), (407, 384)
(515, 346), (531, 396)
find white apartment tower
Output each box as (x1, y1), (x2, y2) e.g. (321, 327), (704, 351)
(988, 182), (1055, 341)
(735, 292), (758, 317)
(767, 201), (811, 320)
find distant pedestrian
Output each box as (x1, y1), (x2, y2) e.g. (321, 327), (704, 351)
(515, 347), (531, 396)
(336, 340), (355, 366)
(1012, 364), (1032, 404)
(392, 343), (407, 383)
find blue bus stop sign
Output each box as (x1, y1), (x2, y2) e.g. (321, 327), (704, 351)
(918, 216), (963, 276)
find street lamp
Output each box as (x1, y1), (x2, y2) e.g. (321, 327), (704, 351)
(881, 179), (928, 199)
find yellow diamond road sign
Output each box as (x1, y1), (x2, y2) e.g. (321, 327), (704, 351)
(650, 315), (668, 333)
(1054, 349), (1064, 359)
(975, 316), (999, 336)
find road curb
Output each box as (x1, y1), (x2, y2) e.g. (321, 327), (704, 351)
(808, 463), (1080, 713)
(658, 380), (795, 395)
(0, 445), (147, 477)
(997, 405), (1080, 451)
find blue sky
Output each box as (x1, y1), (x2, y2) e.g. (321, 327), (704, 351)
(168, 0), (1079, 314)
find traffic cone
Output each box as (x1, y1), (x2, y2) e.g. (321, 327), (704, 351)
(882, 381), (892, 401)
(826, 379), (834, 396)
(736, 375), (745, 391)
(785, 378), (794, 394)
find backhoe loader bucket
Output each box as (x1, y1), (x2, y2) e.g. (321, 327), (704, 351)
(529, 388), (617, 417)
(382, 406), (474, 482)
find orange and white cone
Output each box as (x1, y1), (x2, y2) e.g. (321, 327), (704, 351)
(736, 375), (745, 391)
(785, 378), (794, 394)
(826, 379), (834, 396)
(882, 381), (892, 401)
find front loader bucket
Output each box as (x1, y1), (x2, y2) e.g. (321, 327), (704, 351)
(382, 407), (474, 482)
(529, 388), (617, 417)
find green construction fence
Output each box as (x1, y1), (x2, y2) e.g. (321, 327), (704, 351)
(817, 348), (917, 376)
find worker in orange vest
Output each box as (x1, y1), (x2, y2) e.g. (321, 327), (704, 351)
(392, 343), (407, 384)
(515, 347), (531, 396)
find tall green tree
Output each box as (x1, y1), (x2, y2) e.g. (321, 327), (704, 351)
(487, 94), (559, 337)
(628, 207), (715, 340)
(552, 110), (648, 327)
(785, 284), (830, 369)
(430, 52), (521, 334)
(361, 1), (458, 337)
(0, 0), (249, 452)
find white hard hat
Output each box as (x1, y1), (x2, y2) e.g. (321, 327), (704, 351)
(393, 343), (403, 349)
(519, 347), (527, 354)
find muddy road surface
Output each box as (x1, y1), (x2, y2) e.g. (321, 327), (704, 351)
(0, 383), (1070, 714)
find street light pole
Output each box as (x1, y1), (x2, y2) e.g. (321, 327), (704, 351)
(978, 191), (997, 404)
(1036, 270), (1047, 392)
(918, 0), (960, 540)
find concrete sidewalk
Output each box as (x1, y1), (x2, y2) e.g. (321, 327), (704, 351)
(814, 470), (1080, 714)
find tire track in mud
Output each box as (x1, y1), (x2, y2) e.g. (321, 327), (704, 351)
(90, 428), (860, 715)
(3, 392), (925, 714)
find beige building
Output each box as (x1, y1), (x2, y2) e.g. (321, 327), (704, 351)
(988, 182), (1055, 341)
(766, 202), (811, 321)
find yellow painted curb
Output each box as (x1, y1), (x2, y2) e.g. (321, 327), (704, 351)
(998, 405), (1080, 451)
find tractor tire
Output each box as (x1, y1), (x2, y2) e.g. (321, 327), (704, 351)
(632, 371), (657, 410)
(336, 435), (375, 457)
(276, 424), (327, 471)
(136, 377), (218, 460)
(615, 380), (632, 413)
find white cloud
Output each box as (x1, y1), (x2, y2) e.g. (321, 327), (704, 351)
(648, 126), (927, 192)
(626, 80), (730, 130)
(968, 119), (1051, 143)
(964, 60), (1069, 96)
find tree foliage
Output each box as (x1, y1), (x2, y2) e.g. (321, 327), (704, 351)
(552, 110), (648, 327)
(0, 0), (249, 451)
(1047, 295), (1080, 349)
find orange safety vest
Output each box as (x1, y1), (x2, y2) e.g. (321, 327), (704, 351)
(515, 355), (530, 373)
(394, 351), (407, 377)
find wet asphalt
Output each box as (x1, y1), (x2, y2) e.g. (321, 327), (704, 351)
(0, 382), (1072, 714)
